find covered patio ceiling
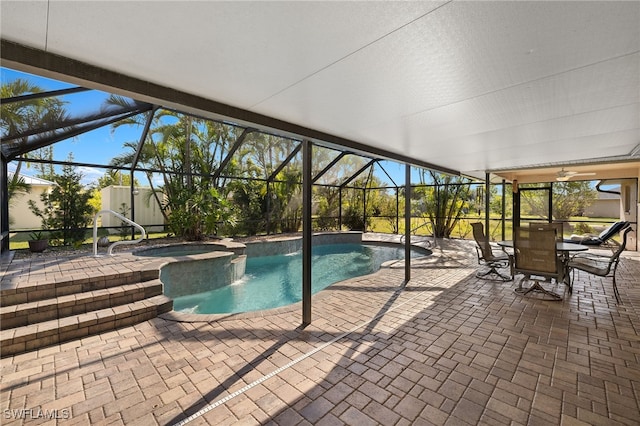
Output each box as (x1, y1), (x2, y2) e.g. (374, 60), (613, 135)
(1, 1), (639, 180)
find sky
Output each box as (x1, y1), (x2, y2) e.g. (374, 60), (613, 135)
(2, 67), (148, 185)
(2, 66), (440, 188)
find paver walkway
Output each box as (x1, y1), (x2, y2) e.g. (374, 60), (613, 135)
(1, 235), (639, 425)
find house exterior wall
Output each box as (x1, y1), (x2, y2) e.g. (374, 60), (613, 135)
(100, 186), (164, 232)
(621, 179), (637, 251)
(581, 181), (638, 251)
(9, 185), (51, 230)
(583, 199), (619, 218)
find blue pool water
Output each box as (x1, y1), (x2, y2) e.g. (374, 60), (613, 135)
(173, 243), (426, 314)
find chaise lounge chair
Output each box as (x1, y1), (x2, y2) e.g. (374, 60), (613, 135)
(564, 221), (629, 246)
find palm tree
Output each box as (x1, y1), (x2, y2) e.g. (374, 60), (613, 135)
(414, 170), (472, 238)
(1, 79), (67, 216)
(108, 100), (239, 238)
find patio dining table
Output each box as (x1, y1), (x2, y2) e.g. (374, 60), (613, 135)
(497, 240), (588, 291)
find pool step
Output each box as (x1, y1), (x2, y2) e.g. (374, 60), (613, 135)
(0, 278), (173, 358)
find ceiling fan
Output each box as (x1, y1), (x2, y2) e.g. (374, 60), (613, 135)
(556, 168), (596, 181)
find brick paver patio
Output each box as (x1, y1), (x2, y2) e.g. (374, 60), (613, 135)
(1, 235), (639, 425)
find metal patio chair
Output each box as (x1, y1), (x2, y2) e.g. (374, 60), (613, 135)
(471, 222), (513, 281)
(513, 226), (563, 300)
(568, 227), (632, 303)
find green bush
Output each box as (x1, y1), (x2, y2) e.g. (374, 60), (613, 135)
(573, 222), (593, 235)
(342, 206), (371, 231)
(28, 158), (94, 246)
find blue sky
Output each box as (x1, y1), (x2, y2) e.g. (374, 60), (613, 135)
(2, 68), (145, 185)
(3, 67), (426, 188)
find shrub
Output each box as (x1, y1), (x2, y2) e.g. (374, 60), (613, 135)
(574, 222), (593, 235)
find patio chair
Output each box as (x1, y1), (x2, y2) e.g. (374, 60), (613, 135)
(513, 226), (563, 300)
(568, 227), (632, 303)
(530, 222), (563, 241)
(530, 222), (565, 278)
(565, 221), (629, 246)
(471, 222), (513, 281)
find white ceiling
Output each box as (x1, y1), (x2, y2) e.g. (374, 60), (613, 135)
(2, 1), (639, 179)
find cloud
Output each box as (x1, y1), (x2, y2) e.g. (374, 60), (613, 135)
(77, 166), (105, 186)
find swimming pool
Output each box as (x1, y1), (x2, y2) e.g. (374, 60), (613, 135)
(172, 243), (427, 314)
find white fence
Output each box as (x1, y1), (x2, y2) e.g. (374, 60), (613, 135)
(100, 186), (165, 232)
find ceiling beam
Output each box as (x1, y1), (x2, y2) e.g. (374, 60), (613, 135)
(1, 86), (90, 104)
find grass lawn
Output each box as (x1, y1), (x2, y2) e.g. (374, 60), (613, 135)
(9, 232), (171, 251)
(368, 216), (620, 242)
(8, 217), (619, 251)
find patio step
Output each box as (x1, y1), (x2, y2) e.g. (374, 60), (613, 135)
(0, 275), (173, 358)
(0, 268), (159, 307)
(0, 293), (173, 357)
(0, 280), (164, 329)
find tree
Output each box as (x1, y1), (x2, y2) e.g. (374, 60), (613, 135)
(1, 79), (66, 206)
(340, 169), (393, 232)
(228, 178), (268, 235)
(271, 168), (302, 233)
(376, 189), (400, 233)
(96, 170), (139, 189)
(520, 181), (597, 220)
(238, 133), (302, 234)
(552, 182), (598, 219)
(28, 155), (95, 246)
(109, 105), (239, 239)
(413, 171), (472, 238)
(164, 179), (235, 240)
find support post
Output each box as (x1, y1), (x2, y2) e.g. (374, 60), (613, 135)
(513, 179), (520, 230)
(405, 164), (411, 282)
(302, 140), (312, 325)
(266, 182), (271, 235)
(501, 179), (506, 241)
(338, 188), (343, 230)
(130, 174), (136, 239)
(548, 182), (553, 223)
(485, 172), (490, 239)
(395, 188), (399, 234)
(362, 188), (367, 232)
(0, 156), (9, 254)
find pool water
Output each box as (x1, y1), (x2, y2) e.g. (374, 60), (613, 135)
(172, 243), (425, 314)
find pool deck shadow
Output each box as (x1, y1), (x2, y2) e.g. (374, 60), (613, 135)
(1, 233), (639, 425)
